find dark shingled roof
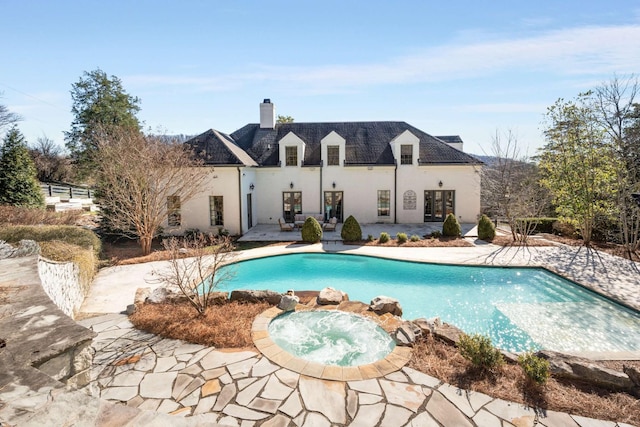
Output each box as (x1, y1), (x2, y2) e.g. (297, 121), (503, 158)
(185, 129), (257, 166)
(187, 122), (481, 166)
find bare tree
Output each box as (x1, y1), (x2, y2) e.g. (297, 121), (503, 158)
(482, 130), (551, 243)
(155, 234), (235, 315)
(96, 126), (210, 255)
(0, 92), (21, 134)
(29, 135), (72, 182)
(593, 76), (640, 255)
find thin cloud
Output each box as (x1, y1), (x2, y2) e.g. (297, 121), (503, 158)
(125, 24), (640, 94)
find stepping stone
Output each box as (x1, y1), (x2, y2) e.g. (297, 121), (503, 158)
(252, 357), (280, 377)
(175, 377), (204, 401)
(359, 392), (383, 404)
(139, 371), (178, 399)
(201, 379), (221, 397)
(194, 395), (217, 415)
(247, 397), (281, 414)
(385, 371), (408, 382)
(238, 377), (259, 390)
(299, 376), (346, 425)
(180, 388), (200, 407)
(100, 386), (138, 402)
(437, 383), (475, 417)
(301, 412), (332, 427)
(426, 391), (473, 427)
(228, 357), (259, 379)
(172, 374), (194, 400)
(484, 398), (536, 425)
(157, 399), (180, 413)
(261, 375), (293, 400)
(219, 416), (240, 426)
(154, 356), (177, 372)
(349, 403), (385, 427)
(408, 411), (440, 427)
(111, 370), (145, 387)
(402, 367), (440, 388)
(236, 376), (268, 406)
(348, 378), (381, 395)
(202, 366), (227, 380)
(347, 390), (358, 418)
(380, 404), (412, 427)
(173, 343), (206, 355)
(133, 351), (156, 372)
(200, 350), (257, 370)
(222, 404), (270, 421)
(379, 380), (425, 412)
(279, 391), (303, 418)
(213, 383), (237, 411)
(472, 409), (502, 427)
(137, 399), (161, 412)
(261, 414), (291, 427)
(275, 369), (300, 388)
(186, 347), (215, 367)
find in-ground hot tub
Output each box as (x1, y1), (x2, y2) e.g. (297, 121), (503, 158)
(268, 310), (396, 366)
(252, 306), (411, 380)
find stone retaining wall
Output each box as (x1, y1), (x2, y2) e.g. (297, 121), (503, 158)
(37, 257), (87, 319)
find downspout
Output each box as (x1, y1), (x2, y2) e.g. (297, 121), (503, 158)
(319, 160), (323, 217)
(394, 161), (398, 224)
(237, 167), (243, 236)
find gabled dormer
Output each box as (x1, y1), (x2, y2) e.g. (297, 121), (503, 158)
(279, 131), (306, 167)
(321, 131), (346, 166)
(389, 130), (419, 166)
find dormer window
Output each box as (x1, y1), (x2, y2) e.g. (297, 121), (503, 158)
(327, 145), (339, 166)
(285, 146), (297, 166)
(400, 145), (413, 165)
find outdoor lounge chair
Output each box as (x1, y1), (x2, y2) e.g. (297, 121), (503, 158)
(323, 217), (338, 231)
(278, 217), (295, 231)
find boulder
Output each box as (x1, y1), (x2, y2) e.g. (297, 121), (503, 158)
(394, 321), (420, 346)
(536, 350), (634, 391)
(134, 287), (151, 305)
(278, 294), (299, 312)
(623, 365), (640, 387)
(204, 291), (228, 305)
(369, 296), (403, 317)
(412, 317), (441, 335)
(229, 289), (282, 305)
(146, 287), (170, 304)
(433, 323), (464, 346)
(317, 287), (348, 305)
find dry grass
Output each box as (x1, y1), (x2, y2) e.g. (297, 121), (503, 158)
(0, 205), (83, 226)
(130, 301), (639, 425)
(409, 336), (640, 425)
(355, 236), (474, 247)
(130, 301), (271, 348)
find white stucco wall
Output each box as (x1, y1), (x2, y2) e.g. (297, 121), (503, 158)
(38, 257), (87, 319)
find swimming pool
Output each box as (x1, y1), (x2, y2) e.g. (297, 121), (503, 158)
(215, 253), (640, 353)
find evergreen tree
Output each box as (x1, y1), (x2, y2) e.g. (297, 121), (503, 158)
(65, 69), (141, 179)
(0, 126), (44, 207)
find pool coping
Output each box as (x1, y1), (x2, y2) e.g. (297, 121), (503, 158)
(252, 305), (412, 380)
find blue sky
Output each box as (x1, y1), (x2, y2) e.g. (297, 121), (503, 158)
(1, 0), (639, 155)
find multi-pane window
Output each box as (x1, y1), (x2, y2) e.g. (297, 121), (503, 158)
(327, 145), (339, 166)
(209, 196), (223, 226)
(167, 195), (181, 227)
(377, 190), (390, 216)
(400, 145), (413, 165)
(285, 146), (297, 166)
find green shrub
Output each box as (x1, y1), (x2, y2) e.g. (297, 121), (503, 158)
(477, 214), (496, 240)
(367, 234), (374, 242)
(341, 215), (362, 241)
(516, 217), (557, 234)
(410, 234), (420, 242)
(0, 225), (102, 257)
(396, 232), (408, 244)
(458, 333), (504, 370)
(301, 217), (322, 243)
(518, 352), (550, 385)
(378, 232), (390, 243)
(429, 230), (442, 238)
(442, 213), (461, 237)
(184, 228), (202, 240)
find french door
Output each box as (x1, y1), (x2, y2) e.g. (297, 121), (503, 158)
(424, 190), (454, 222)
(324, 191), (343, 222)
(282, 192), (302, 223)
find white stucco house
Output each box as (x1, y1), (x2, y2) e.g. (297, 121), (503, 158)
(165, 100), (482, 236)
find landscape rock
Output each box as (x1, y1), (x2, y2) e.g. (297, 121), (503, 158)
(412, 317), (441, 335)
(0, 240), (40, 259)
(126, 304), (136, 315)
(146, 287), (170, 304)
(278, 294), (299, 311)
(433, 323), (464, 345)
(134, 288), (151, 305)
(536, 350), (634, 391)
(394, 322), (418, 346)
(623, 365), (640, 387)
(369, 295), (403, 316)
(204, 291), (228, 305)
(317, 287), (348, 305)
(229, 289), (282, 305)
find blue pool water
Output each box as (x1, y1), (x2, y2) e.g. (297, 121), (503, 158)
(214, 253), (640, 353)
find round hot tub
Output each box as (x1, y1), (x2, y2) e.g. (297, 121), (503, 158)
(268, 310), (395, 366)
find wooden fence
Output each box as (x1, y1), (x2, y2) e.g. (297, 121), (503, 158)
(40, 183), (93, 200)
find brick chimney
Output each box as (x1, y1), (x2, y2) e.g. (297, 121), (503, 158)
(260, 99), (276, 129)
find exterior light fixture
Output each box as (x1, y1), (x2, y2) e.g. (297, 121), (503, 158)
(438, 180), (443, 188)
(290, 182), (294, 189)
(249, 183), (255, 191)
(332, 182), (336, 188)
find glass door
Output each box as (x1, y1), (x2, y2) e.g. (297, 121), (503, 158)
(424, 190), (455, 222)
(283, 192), (302, 223)
(324, 191), (343, 222)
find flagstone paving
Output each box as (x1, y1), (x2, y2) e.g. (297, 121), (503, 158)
(77, 313), (637, 427)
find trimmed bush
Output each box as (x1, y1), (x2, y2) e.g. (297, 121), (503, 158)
(341, 215), (362, 241)
(410, 234), (420, 242)
(516, 217), (557, 234)
(429, 230), (442, 239)
(396, 232), (408, 244)
(477, 214), (496, 240)
(367, 234), (374, 242)
(518, 352), (550, 385)
(442, 213), (461, 237)
(301, 216), (322, 243)
(458, 333), (504, 370)
(378, 232), (390, 243)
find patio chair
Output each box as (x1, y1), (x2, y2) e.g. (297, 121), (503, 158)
(323, 217), (338, 231)
(278, 217), (295, 231)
